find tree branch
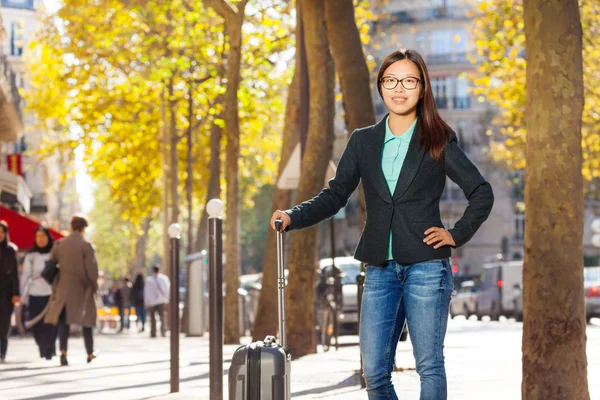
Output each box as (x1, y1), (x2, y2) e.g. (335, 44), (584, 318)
(202, 0), (238, 22)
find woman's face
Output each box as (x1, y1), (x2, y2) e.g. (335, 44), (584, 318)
(380, 59), (423, 117)
(35, 230), (49, 248)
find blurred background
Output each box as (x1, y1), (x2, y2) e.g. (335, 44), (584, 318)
(0, 1), (598, 397)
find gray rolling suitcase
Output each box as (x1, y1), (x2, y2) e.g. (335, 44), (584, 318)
(228, 219), (292, 400)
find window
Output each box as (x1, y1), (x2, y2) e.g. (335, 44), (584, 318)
(514, 210), (525, 242)
(441, 179), (464, 203)
(1, 0), (34, 9)
(431, 30), (454, 56)
(427, 29), (469, 64)
(454, 75), (470, 109)
(10, 21), (24, 56)
(416, 31), (427, 53)
(454, 29), (467, 53)
(431, 76), (452, 109)
(456, 120), (470, 152)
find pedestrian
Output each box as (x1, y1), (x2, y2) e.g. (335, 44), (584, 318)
(120, 277), (132, 332)
(109, 280), (123, 331)
(21, 226), (58, 360)
(144, 265), (170, 338)
(131, 271), (146, 332)
(0, 221), (19, 363)
(44, 215), (99, 366)
(270, 49), (494, 400)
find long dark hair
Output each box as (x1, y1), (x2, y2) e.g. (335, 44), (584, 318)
(377, 49), (451, 162)
(133, 273), (144, 290)
(28, 226), (54, 254)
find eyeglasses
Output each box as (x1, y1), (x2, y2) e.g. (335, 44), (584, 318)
(380, 76), (421, 90)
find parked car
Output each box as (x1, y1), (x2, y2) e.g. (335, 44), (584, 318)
(585, 266), (600, 324)
(450, 280), (478, 319)
(475, 261), (523, 321)
(318, 257), (362, 335)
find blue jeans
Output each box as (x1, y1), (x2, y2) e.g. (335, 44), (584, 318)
(360, 259), (453, 400)
(135, 305), (146, 327)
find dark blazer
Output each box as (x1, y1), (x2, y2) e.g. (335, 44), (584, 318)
(285, 116), (494, 266)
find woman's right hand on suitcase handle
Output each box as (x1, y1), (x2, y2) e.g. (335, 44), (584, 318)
(270, 210), (291, 231)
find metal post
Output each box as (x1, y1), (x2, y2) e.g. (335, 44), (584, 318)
(207, 199), (224, 400)
(275, 220), (287, 348)
(356, 270), (366, 389)
(168, 224), (181, 393)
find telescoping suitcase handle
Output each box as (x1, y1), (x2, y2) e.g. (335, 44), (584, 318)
(274, 219), (287, 349)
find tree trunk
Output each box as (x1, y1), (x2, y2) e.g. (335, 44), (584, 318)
(195, 119), (222, 253)
(203, 0), (249, 344)
(286, 0), (335, 358)
(186, 85), (194, 255)
(161, 88), (171, 277)
(169, 83), (180, 226)
(324, 0), (374, 230)
(252, 53), (301, 342)
(132, 217), (152, 275)
(522, 1), (589, 399)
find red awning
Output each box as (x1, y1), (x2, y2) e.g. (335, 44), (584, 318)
(0, 206), (65, 250)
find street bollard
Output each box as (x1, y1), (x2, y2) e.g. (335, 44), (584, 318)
(168, 223), (181, 393)
(207, 199), (224, 400)
(356, 270), (366, 389)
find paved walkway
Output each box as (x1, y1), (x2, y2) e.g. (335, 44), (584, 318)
(1, 318), (599, 399)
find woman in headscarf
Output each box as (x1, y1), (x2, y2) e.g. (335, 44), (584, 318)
(0, 221), (19, 363)
(21, 226), (57, 360)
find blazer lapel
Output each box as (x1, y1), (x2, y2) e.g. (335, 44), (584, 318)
(392, 121), (426, 201)
(366, 116), (393, 202)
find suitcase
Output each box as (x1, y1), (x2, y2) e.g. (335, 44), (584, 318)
(228, 219), (292, 400)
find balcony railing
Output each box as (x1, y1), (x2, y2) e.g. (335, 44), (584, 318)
(435, 97), (448, 109)
(388, 6), (473, 24)
(453, 96), (470, 109)
(427, 52), (469, 65)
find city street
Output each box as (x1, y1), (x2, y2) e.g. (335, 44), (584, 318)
(1, 317), (599, 400)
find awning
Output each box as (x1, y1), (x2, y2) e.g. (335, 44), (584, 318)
(0, 167), (32, 213)
(0, 206), (65, 250)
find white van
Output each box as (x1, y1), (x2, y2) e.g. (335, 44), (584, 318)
(475, 261), (523, 321)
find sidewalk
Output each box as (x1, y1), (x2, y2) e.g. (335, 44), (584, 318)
(1, 319), (599, 399)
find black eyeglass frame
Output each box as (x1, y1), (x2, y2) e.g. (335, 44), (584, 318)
(379, 76), (422, 90)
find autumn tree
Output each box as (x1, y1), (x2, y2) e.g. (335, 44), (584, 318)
(25, 1), (290, 284)
(522, 1), (590, 398)
(471, 0), (600, 188)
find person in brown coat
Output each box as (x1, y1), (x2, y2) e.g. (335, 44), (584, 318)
(44, 215), (99, 366)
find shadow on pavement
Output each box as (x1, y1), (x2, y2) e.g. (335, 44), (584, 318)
(291, 372), (362, 397)
(0, 359), (176, 383)
(13, 367), (231, 399)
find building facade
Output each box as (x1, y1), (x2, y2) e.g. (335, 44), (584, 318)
(0, 0), (78, 232)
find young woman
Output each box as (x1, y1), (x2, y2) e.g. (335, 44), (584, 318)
(270, 49), (494, 399)
(21, 227), (57, 360)
(0, 221), (19, 363)
(131, 272), (146, 332)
